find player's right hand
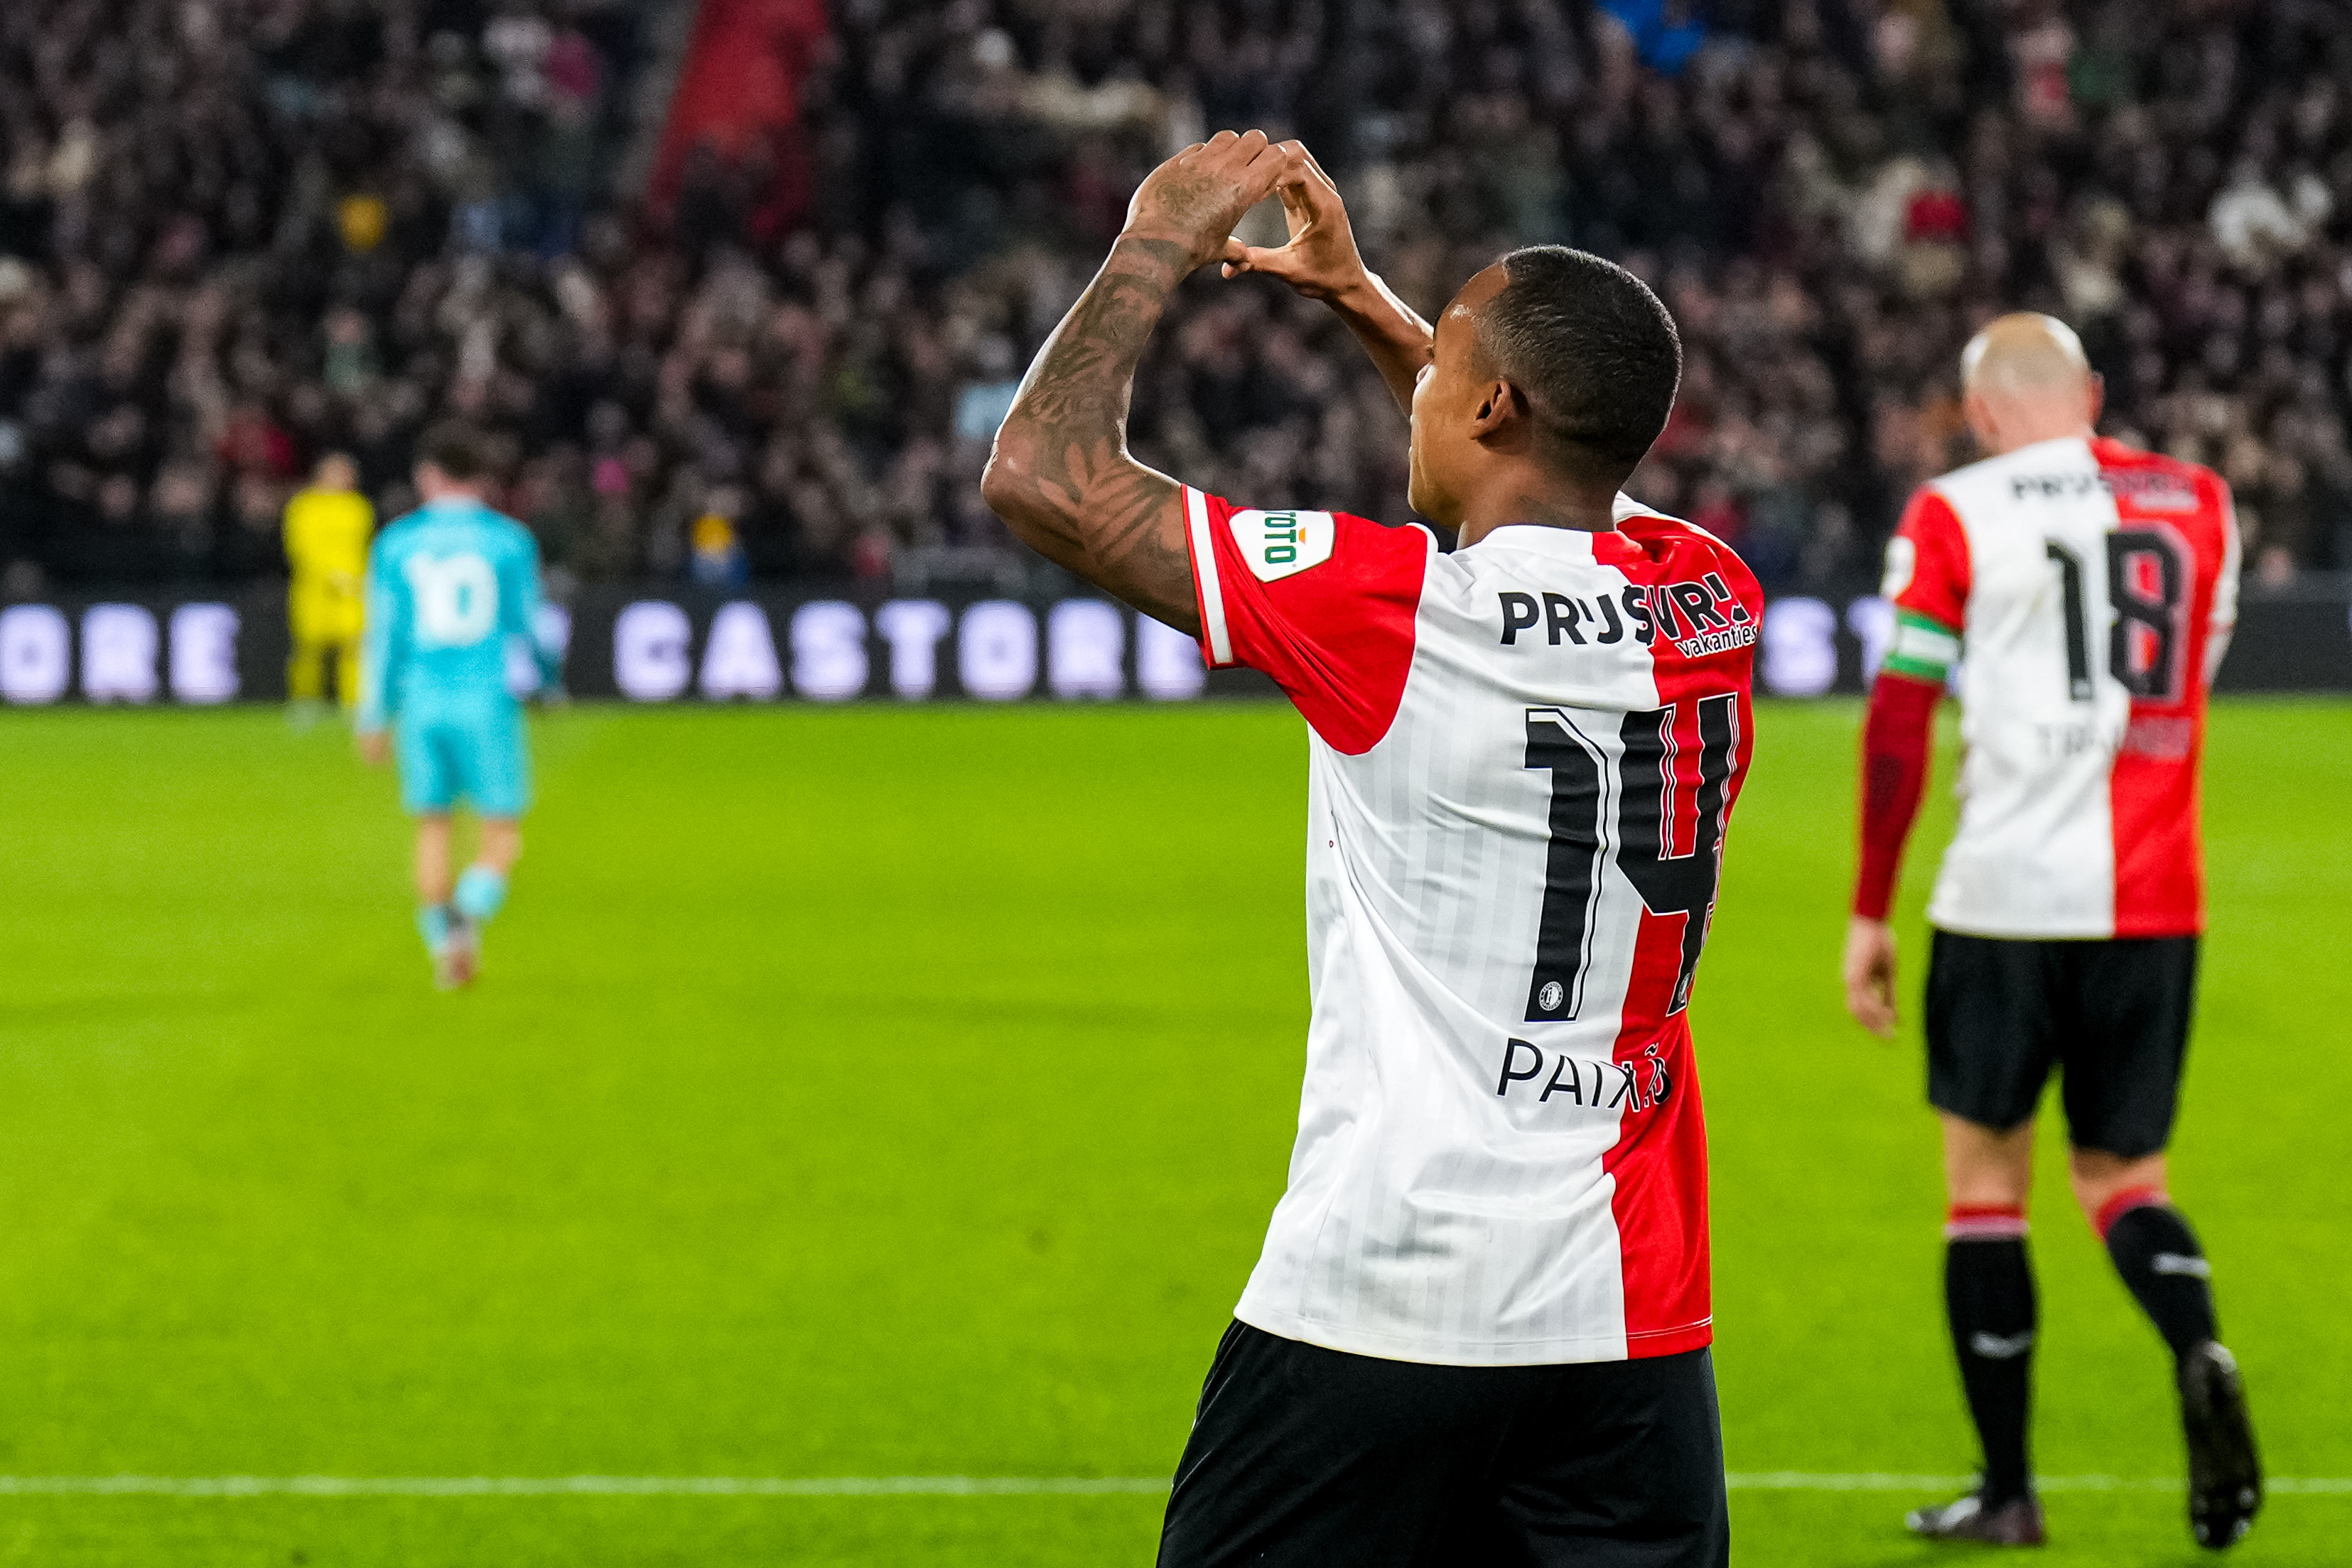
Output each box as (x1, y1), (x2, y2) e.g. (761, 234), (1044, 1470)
(1843, 916), (1899, 1039)
(1120, 130), (1300, 275)
(357, 729), (391, 767)
(1218, 146), (1367, 301)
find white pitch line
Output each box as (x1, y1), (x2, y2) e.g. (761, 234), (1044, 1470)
(1727, 1474), (2352, 1496)
(0, 1476), (1168, 1498)
(0, 1474), (2343, 1500)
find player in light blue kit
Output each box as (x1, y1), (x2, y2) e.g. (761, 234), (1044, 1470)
(357, 426), (561, 988)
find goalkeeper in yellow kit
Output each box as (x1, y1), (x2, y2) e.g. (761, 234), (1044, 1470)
(284, 453), (375, 710)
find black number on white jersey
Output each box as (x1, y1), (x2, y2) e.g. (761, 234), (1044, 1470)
(2047, 528), (2189, 703)
(1522, 710), (1612, 1022)
(1523, 693), (1737, 1022)
(2044, 540), (2094, 701)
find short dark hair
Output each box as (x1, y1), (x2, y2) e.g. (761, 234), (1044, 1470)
(416, 423), (490, 482)
(1474, 247), (1682, 482)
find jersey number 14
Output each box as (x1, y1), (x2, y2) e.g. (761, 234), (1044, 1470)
(1521, 695), (1738, 1024)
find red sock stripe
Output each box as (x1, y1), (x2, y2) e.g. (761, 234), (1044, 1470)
(2093, 1186), (2169, 1240)
(1944, 1203), (2028, 1240)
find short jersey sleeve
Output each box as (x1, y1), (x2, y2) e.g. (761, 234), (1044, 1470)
(1185, 487), (1432, 755)
(2208, 479), (2242, 634)
(1884, 488), (1970, 630)
(1878, 487), (1970, 683)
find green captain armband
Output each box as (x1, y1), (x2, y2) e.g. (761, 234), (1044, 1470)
(1882, 610), (1960, 683)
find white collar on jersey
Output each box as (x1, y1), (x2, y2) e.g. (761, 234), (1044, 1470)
(1470, 493), (1668, 558)
(1472, 524), (1602, 558)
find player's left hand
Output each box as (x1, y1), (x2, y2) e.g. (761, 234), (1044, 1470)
(357, 728), (391, 767)
(1121, 131), (1302, 276)
(1217, 146), (1367, 300)
(1843, 916), (1899, 1039)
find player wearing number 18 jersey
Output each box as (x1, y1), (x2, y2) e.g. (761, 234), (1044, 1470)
(1843, 315), (2258, 1550)
(983, 131), (1749, 1567)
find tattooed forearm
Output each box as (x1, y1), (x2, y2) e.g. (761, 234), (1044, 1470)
(981, 237), (1202, 634)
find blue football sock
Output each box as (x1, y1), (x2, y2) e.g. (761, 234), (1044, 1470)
(453, 865), (508, 924)
(417, 903), (453, 953)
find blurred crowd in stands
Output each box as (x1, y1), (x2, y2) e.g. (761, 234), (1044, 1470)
(2, 0), (2349, 598)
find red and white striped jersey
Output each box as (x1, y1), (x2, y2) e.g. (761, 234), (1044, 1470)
(1885, 436), (2241, 938)
(1184, 487), (1760, 1366)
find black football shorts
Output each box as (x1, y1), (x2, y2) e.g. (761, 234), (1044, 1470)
(1924, 929), (2199, 1157)
(1156, 1321), (1729, 1568)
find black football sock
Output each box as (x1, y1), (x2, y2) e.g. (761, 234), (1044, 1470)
(1946, 1212), (2037, 1505)
(2103, 1197), (2218, 1362)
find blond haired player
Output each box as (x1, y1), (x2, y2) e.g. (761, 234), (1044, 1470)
(284, 453), (374, 710)
(1844, 315), (2256, 1549)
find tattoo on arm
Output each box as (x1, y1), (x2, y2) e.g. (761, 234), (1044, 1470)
(984, 238), (1200, 634)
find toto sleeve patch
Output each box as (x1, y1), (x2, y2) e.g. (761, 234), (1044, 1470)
(1230, 509), (1336, 582)
(1880, 534), (1916, 599)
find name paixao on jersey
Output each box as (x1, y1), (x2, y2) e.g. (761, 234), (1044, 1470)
(1494, 573), (1756, 661)
(1187, 486), (1760, 1368)
(1497, 1038), (1675, 1113)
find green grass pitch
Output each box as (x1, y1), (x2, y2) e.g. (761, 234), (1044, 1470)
(1, 697), (2346, 1565)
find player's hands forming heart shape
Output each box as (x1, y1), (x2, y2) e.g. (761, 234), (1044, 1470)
(1217, 146), (1369, 301)
(1121, 131), (1301, 275)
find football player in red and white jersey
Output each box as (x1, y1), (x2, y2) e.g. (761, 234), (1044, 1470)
(983, 131), (1755, 1568)
(1843, 315), (2259, 1550)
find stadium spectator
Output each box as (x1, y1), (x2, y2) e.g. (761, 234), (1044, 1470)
(1, 0), (2349, 595)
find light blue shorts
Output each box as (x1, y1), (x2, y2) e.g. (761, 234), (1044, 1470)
(397, 700), (532, 818)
